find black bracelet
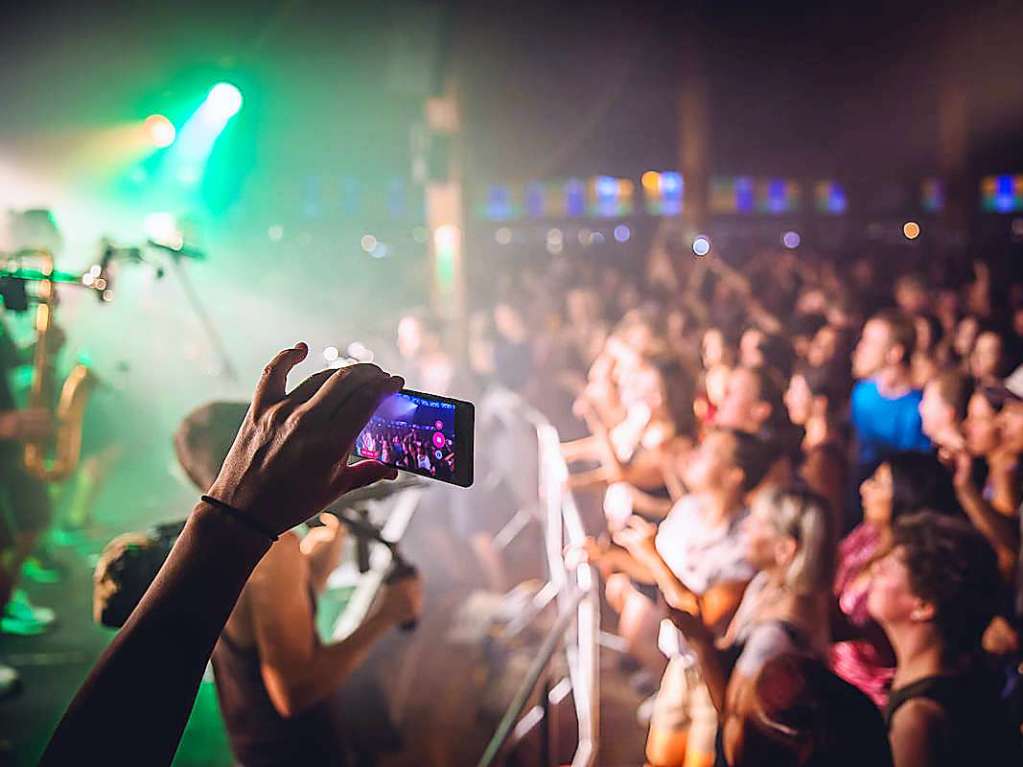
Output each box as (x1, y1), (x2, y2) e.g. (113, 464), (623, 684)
(200, 495), (279, 542)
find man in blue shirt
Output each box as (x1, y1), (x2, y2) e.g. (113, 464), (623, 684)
(851, 310), (932, 466)
(846, 310), (932, 531)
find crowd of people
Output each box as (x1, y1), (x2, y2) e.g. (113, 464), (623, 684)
(500, 240), (1023, 766)
(5, 217), (1023, 766)
(357, 422), (455, 480)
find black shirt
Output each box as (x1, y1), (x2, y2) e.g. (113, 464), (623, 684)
(885, 669), (1022, 767)
(211, 586), (350, 767)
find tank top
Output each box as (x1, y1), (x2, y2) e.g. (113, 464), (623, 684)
(211, 586), (350, 767)
(884, 671), (1022, 767)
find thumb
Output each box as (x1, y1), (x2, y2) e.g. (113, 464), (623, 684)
(335, 460), (398, 496)
(320, 512), (341, 530)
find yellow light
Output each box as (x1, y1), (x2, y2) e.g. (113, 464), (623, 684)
(144, 114), (176, 148)
(903, 221), (921, 240)
(641, 171), (661, 191)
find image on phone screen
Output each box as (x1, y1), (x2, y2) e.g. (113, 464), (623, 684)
(354, 388), (474, 487)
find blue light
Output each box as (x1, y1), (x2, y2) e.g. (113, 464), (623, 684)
(613, 224), (631, 243)
(596, 176), (618, 198)
(693, 235), (711, 256)
(566, 179), (586, 216)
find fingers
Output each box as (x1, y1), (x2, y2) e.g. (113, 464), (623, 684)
(252, 343), (308, 415)
(301, 362), (391, 419)
(320, 512), (341, 530)
(289, 369), (339, 407)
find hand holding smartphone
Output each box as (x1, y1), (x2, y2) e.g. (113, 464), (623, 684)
(353, 388), (474, 487)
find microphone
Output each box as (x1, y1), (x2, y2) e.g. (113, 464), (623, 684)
(146, 239), (207, 261)
(327, 508), (419, 633)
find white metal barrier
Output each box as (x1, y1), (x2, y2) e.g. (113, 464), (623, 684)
(478, 413), (600, 767)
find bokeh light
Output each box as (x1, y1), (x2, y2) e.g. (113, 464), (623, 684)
(692, 235), (711, 256)
(903, 221), (921, 239)
(782, 230), (801, 249)
(144, 114), (176, 148)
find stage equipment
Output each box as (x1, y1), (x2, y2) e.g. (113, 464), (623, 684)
(0, 242), (135, 481)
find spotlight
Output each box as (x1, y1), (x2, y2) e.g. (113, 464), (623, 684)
(205, 83), (243, 121)
(144, 212), (183, 250)
(781, 231), (801, 249)
(144, 114), (176, 148)
(613, 224), (631, 243)
(692, 235), (711, 256)
(903, 221), (921, 240)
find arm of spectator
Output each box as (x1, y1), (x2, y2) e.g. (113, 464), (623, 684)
(41, 345), (403, 767)
(567, 535), (656, 583)
(888, 698), (946, 767)
(248, 534), (419, 717)
(613, 517), (700, 613)
(667, 606), (730, 712)
(565, 465), (617, 490)
(626, 485), (674, 518)
(988, 449), (1021, 518)
(951, 450), (1020, 578)
(300, 513), (348, 594)
(705, 257), (784, 334)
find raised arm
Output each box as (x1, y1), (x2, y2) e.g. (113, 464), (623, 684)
(248, 534), (419, 718)
(41, 344), (403, 766)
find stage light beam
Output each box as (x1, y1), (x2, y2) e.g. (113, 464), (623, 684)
(205, 83), (243, 122)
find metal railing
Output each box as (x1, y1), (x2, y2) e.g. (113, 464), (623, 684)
(477, 414), (600, 767)
(325, 403), (600, 767)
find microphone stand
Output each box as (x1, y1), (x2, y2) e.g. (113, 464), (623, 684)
(162, 248), (239, 383)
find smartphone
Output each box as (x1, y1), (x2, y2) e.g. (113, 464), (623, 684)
(354, 388), (474, 487)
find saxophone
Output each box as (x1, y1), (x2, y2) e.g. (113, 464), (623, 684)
(22, 251), (95, 482)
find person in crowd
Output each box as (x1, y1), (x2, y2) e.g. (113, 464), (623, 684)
(0, 209), (66, 697)
(830, 452), (959, 708)
(911, 313), (947, 389)
(41, 345), (416, 766)
(790, 314), (828, 361)
(718, 653), (893, 767)
(962, 386), (1021, 517)
(581, 429), (773, 767)
(618, 487), (835, 765)
(714, 366), (787, 437)
(850, 310), (932, 471)
(455, 306), (541, 592)
(172, 401), (422, 766)
(784, 362), (850, 522)
(869, 512), (1022, 766)
(566, 353), (695, 493)
(918, 369), (972, 449)
(395, 310), (453, 395)
(739, 330), (795, 381)
(969, 327), (1008, 387)
(894, 274), (930, 317)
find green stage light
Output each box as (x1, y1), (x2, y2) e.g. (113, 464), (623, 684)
(205, 83), (243, 121)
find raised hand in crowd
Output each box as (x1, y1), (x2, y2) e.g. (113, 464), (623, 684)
(41, 344), (403, 767)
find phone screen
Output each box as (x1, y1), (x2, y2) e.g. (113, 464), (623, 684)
(354, 388), (473, 487)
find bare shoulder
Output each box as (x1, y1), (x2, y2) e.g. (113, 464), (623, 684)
(248, 532), (305, 586)
(889, 697), (947, 767)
